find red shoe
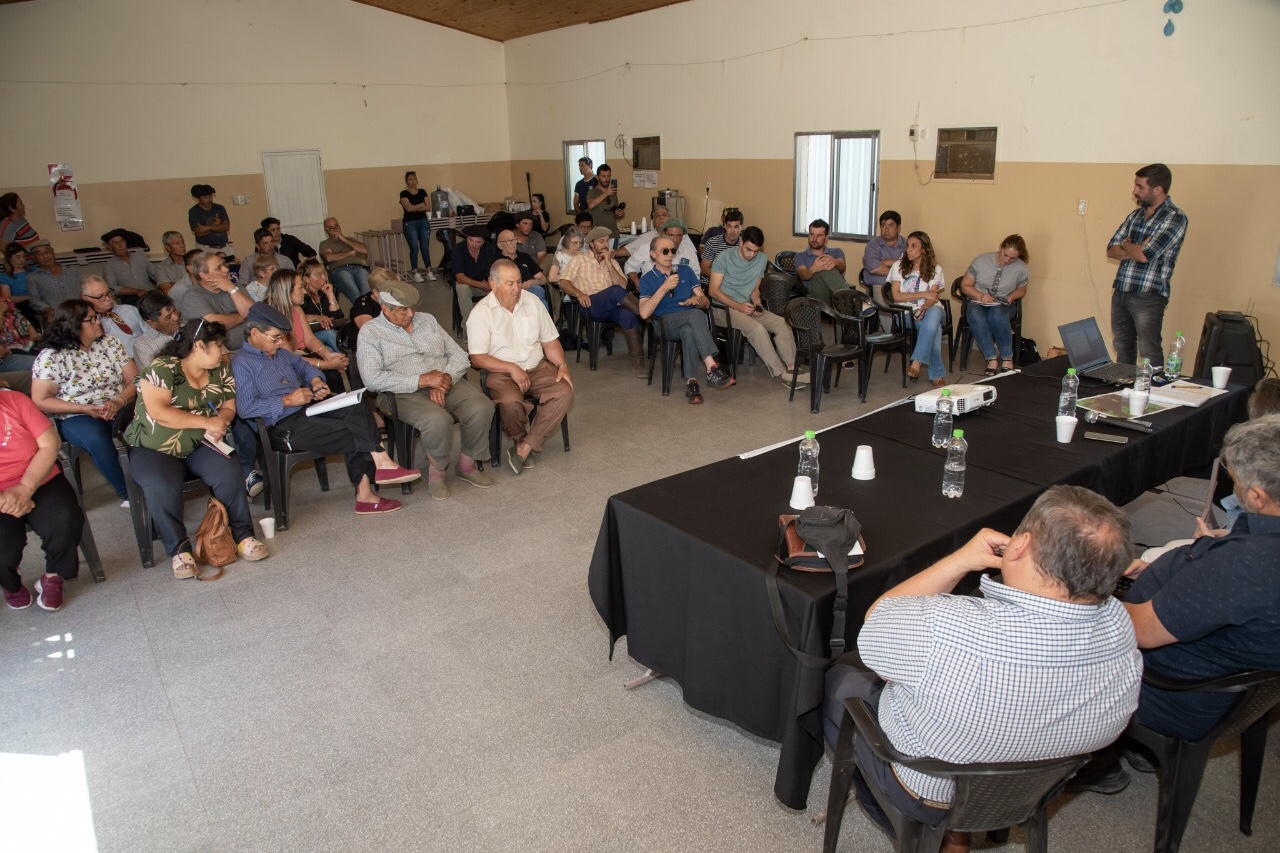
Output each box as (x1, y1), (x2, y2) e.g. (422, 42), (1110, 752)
(4, 584), (32, 610)
(356, 498), (402, 515)
(35, 575), (63, 611)
(374, 465), (422, 485)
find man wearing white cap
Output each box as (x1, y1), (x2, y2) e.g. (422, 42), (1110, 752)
(356, 279), (495, 500)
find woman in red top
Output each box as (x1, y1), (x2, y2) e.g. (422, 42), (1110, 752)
(0, 388), (83, 611)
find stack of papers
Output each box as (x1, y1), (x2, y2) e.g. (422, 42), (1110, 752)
(1147, 380), (1229, 409)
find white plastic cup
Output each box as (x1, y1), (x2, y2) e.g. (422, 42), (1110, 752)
(1129, 390), (1149, 417)
(1212, 366), (1232, 389)
(789, 476), (815, 510)
(259, 517), (276, 539)
(852, 445), (876, 480)
(1055, 415), (1078, 443)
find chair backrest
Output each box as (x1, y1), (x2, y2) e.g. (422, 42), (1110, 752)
(784, 297), (826, 351)
(773, 251), (796, 274)
(1139, 669), (1280, 744)
(945, 757), (1089, 833)
(760, 272), (798, 316)
(950, 275), (967, 303)
(828, 289), (867, 348)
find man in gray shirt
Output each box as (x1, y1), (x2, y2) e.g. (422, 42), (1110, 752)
(176, 252), (255, 349)
(861, 210), (907, 287)
(514, 212), (546, 263)
(25, 241), (82, 322)
(102, 232), (159, 302)
(238, 228), (294, 283)
(153, 231), (189, 293)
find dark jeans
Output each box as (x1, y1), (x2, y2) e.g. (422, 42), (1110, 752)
(585, 285), (640, 330)
(824, 663), (950, 830)
(268, 405), (381, 488)
(58, 414), (128, 499)
(127, 444), (255, 557)
(657, 309), (717, 379)
(230, 417), (259, 479)
(0, 474), (82, 592)
(1111, 290), (1167, 365)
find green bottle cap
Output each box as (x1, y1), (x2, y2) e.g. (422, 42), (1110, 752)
(953, 429), (964, 439)
(804, 430), (816, 440)
(941, 388), (951, 396)
(1066, 368), (1076, 375)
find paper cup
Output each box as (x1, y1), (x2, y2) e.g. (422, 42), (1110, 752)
(259, 517), (276, 539)
(852, 445), (876, 480)
(1055, 415), (1078, 443)
(789, 476), (814, 510)
(1129, 390), (1149, 417)
(1212, 366), (1232, 389)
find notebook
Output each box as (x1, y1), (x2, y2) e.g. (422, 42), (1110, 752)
(1057, 317), (1139, 385)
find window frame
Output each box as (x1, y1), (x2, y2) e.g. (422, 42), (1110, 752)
(563, 139), (607, 215)
(792, 130), (881, 241)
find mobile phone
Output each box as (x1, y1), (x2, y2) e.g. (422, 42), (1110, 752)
(611, 179), (618, 188)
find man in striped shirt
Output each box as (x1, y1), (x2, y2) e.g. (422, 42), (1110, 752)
(823, 486), (1141, 851)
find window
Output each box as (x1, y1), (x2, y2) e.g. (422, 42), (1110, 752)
(935, 127), (998, 180)
(794, 131), (880, 240)
(563, 139), (606, 214)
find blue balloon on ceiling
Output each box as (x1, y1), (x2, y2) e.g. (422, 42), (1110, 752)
(1164, 18), (1175, 36)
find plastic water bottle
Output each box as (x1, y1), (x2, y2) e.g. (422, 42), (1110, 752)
(1058, 368), (1079, 417)
(1135, 358), (1154, 395)
(797, 430), (820, 499)
(932, 389), (954, 448)
(942, 429), (967, 499)
(1165, 332), (1185, 380)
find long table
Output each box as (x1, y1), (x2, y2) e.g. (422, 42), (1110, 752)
(587, 357), (1247, 809)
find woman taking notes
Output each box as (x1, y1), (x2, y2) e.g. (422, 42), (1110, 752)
(960, 235), (1029, 375)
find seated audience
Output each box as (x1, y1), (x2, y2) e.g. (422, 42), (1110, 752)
(0, 290), (38, 374)
(862, 210), (906, 287)
(245, 255), (277, 302)
(356, 280), (494, 500)
(823, 485), (1141, 851)
(707, 226), (803, 388)
(175, 252), (254, 349)
(960, 235), (1030, 375)
(495, 229), (549, 311)
(888, 230), (947, 388)
(261, 217), (316, 267)
(30, 299), (138, 504)
(1, 243), (38, 326)
(452, 225), (497, 327)
(319, 217), (371, 304)
(514, 211), (547, 264)
(625, 210), (698, 287)
(558, 227), (646, 378)
(638, 236), (733, 404)
(701, 206), (741, 245)
(0, 193), (40, 251)
(264, 269), (349, 383)
(132, 291), (182, 373)
(467, 259), (574, 473)
(188, 184), (231, 253)
(795, 219), (852, 305)
(232, 303), (419, 515)
(0, 387), (82, 612)
(340, 267), (391, 351)
(80, 276), (144, 359)
(298, 258), (344, 352)
(124, 320), (268, 578)
(573, 211), (594, 244)
(102, 231), (159, 302)
(166, 248), (202, 306)
(26, 241), (83, 324)
(239, 227), (294, 290)
(699, 208), (744, 277)
(153, 231), (188, 293)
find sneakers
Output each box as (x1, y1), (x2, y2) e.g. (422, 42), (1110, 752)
(1122, 747), (1156, 773)
(456, 465), (494, 489)
(172, 552), (198, 580)
(374, 465), (422, 485)
(4, 584), (32, 610)
(426, 269), (437, 281)
(705, 365), (734, 389)
(356, 497), (402, 515)
(1065, 762), (1131, 795)
(427, 476), (451, 500)
(245, 470), (265, 499)
(521, 452), (536, 470)
(685, 380), (703, 404)
(412, 271), (424, 283)
(506, 445), (525, 475)
(120, 499), (131, 510)
(34, 575), (63, 611)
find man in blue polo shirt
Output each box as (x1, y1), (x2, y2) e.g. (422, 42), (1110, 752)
(795, 218), (852, 305)
(638, 236), (732, 404)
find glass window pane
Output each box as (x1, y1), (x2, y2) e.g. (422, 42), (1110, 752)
(563, 140), (607, 214)
(794, 134), (833, 233)
(834, 136), (875, 237)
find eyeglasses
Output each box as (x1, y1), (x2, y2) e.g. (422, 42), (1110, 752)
(263, 332), (286, 343)
(84, 292), (111, 301)
(82, 314), (101, 325)
(657, 248), (675, 255)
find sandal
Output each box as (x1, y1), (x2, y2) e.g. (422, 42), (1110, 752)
(172, 552), (198, 580)
(907, 362), (922, 381)
(1000, 359), (1016, 372)
(983, 360), (999, 377)
(237, 537), (270, 562)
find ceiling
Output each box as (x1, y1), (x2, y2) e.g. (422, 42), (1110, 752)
(352, 0), (691, 42)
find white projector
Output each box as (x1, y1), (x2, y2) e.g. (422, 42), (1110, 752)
(914, 384), (998, 414)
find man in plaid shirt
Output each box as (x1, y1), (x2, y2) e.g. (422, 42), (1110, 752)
(1106, 163), (1188, 365)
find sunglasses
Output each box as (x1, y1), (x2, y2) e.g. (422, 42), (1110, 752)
(657, 247), (675, 255)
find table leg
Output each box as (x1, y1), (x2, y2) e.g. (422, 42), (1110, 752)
(623, 668), (662, 690)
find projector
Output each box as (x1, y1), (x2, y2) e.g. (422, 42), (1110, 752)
(914, 384), (998, 414)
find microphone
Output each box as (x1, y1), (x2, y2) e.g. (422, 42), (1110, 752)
(1083, 410), (1153, 433)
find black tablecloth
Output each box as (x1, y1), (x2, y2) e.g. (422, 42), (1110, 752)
(587, 357), (1248, 808)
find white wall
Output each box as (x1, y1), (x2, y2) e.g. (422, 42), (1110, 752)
(504, 0), (1280, 165)
(0, 0), (510, 185)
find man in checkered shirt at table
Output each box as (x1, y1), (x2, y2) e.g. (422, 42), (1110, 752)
(822, 485), (1142, 852)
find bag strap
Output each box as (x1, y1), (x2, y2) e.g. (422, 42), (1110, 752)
(766, 560), (849, 670)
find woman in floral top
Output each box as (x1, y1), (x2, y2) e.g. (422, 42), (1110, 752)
(888, 230), (948, 388)
(124, 319), (268, 578)
(31, 299), (138, 502)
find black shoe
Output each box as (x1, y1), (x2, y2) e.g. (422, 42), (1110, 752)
(705, 365), (734, 389)
(1122, 747), (1156, 773)
(1065, 762), (1131, 794)
(685, 380), (703, 404)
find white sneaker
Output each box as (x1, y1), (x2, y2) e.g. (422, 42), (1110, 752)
(426, 269), (437, 281)
(412, 271), (424, 283)
(120, 499), (131, 509)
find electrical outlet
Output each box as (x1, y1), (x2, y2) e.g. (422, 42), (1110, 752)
(908, 124), (920, 142)
(1077, 199), (1088, 216)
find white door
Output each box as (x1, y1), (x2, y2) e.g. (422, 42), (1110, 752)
(262, 150), (327, 252)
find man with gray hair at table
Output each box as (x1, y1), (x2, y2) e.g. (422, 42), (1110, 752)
(822, 485), (1142, 853)
(356, 279), (495, 500)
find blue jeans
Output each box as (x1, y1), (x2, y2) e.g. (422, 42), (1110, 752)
(330, 265), (372, 304)
(58, 414), (128, 500)
(1111, 290), (1167, 365)
(313, 327), (339, 353)
(403, 218), (432, 271)
(230, 417), (259, 479)
(0, 352), (36, 373)
(585, 285), (639, 330)
(965, 301), (1013, 361)
(529, 285), (549, 313)
(906, 303), (946, 381)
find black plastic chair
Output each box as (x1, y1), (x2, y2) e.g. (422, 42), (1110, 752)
(378, 392), (425, 492)
(478, 370), (570, 465)
(784, 297), (865, 413)
(575, 307), (616, 371)
(54, 444), (106, 583)
(645, 313), (681, 396)
(773, 250), (797, 274)
(435, 227), (461, 279)
(760, 271), (799, 316)
(252, 420), (330, 533)
(824, 697), (1089, 853)
(1123, 668), (1280, 853)
(863, 284), (912, 388)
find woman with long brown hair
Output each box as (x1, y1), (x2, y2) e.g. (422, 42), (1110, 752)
(888, 230), (947, 388)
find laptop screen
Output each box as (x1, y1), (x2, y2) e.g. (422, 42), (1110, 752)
(1058, 318), (1113, 371)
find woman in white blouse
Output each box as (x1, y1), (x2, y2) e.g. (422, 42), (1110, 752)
(888, 231), (947, 388)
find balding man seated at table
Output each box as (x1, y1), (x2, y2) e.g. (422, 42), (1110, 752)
(467, 259), (573, 475)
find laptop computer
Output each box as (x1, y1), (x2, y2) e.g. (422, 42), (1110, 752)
(1057, 317), (1139, 385)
